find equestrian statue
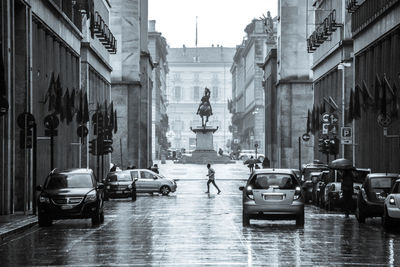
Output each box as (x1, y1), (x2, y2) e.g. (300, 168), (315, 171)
(196, 87), (213, 128)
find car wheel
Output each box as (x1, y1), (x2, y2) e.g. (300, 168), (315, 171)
(296, 210), (305, 226)
(382, 207), (391, 229)
(132, 191), (137, 201)
(242, 212), (250, 226)
(91, 210), (101, 225)
(38, 213), (52, 227)
(100, 211), (104, 223)
(356, 202), (366, 223)
(160, 185), (171, 196)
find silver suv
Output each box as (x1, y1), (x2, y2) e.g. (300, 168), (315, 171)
(239, 169), (304, 226)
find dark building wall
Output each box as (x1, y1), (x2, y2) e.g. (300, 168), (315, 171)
(354, 27), (400, 172)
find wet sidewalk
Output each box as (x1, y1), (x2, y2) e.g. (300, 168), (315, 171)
(0, 213), (37, 242)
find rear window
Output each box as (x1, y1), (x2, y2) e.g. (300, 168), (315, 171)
(370, 178), (395, 189)
(107, 173), (131, 182)
(45, 174), (93, 189)
(249, 174), (298, 190)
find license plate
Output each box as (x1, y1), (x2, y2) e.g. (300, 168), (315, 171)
(115, 191), (122, 194)
(263, 195), (283, 201)
(61, 205), (73, 210)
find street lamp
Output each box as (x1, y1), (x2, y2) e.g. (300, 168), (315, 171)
(338, 62), (352, 158)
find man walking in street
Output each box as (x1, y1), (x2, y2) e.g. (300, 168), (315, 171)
(341, 169), (354, 218)
(205, 163), (221, 194)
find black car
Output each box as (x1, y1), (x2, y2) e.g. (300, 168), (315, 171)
(103, 171), (137, 201)
(37, 168), (105, 227)
(356, 173), (399, 223)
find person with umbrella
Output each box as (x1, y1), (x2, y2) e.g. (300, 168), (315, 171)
(244, 156), (261, 173)
(329, 158), (354, 218)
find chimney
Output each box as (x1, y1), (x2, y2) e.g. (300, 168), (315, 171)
(149, 20), (156, 32)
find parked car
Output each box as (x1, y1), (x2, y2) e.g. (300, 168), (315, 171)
(356, 173), (399, 223)
(238, 150), (265, 162)
(323, 168), (369, 211)
(300, 162), (329, 183)
(103, 171), (137, 201)
(302, 171), (322, 203)
(239, 169), (304, 226)
(36, 168), (104, 227)
(125, 169), (177, 195)
(382, 178), (400, 228)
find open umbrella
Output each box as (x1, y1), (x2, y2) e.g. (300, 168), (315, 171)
(328, 158), (354, 170)
(243, 158), (261, 165)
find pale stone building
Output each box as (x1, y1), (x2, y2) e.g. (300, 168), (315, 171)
(231, 19), (270, 155)
(167, 46), (234, 152)
(148, 20), (169, 160)
(110, 0), (153, 168)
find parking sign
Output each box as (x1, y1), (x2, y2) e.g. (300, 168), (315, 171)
(341, 127), (352, 144)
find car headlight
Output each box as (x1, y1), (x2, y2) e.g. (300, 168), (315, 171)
(39, 196), (50, 203)
(106, 185), (110, 189)
(389, 197), (396, 205)
(85, 191), (97, 202)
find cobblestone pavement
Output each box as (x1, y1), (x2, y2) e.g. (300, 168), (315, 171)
(0, 162), (399, 266)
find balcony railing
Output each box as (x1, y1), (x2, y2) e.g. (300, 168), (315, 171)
(351, 0), (399, 34)
(51, 0), (82, 31)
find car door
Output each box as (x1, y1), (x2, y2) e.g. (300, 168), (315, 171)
(138, 171), (158, 192)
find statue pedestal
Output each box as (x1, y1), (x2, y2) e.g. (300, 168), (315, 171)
(177, 126), (234, 164)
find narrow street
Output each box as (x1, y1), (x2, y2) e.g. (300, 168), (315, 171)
(1, 163), (399, 266)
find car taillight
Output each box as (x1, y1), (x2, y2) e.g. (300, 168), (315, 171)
(246, 185), (254, 200)
(389, 196), (396, 205)
(294, 186), (301, 200)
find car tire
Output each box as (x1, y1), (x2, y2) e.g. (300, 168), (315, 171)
(296, 210), (305, 226)
(38, 213), (52, 227)
(91, 210), (101, 225)
(160, 185), (171, 196)
(382, 207), (391, 229)
(100, 211), (104, 223)
(242, 212), (250, 226)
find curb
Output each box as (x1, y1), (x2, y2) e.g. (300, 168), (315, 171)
(0, 217), (38, 243)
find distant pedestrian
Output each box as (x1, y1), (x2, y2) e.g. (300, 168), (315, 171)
(151, 164), (159, 174)
(341, 169), (354, 218)
(262, 157), (270, 168)
(218, 148), (223, 156)
(247, 156), (255, 173)
(205, 163), (221, 194)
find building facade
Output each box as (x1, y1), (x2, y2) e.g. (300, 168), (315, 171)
(148, 20), (169, 160)
(230, 19), (270, 155)
(167, 46), (234, 152)
(0, 0), (113, 215)
(274, 0), (314, 168)
(351, 0), (400, 172)
(110, 0), (153, 169)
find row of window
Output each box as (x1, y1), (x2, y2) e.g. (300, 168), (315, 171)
(173, 72), (221, 81)
(172, 86), (219, 101)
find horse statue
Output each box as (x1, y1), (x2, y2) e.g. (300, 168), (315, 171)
(196, 87), (213, 128)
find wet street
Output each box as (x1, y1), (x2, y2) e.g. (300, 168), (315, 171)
(1, 162), (400, 266)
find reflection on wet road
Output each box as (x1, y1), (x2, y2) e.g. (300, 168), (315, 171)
(1, 164), (399, 266)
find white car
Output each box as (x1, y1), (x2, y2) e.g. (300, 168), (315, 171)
(238, 150), (265, 161)
(124, 169), (177, 195)
(383, 179), (400, 228)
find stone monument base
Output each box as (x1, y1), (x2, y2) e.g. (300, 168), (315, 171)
(177, 126), (234, 164)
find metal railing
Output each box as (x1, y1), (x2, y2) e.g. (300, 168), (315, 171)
(351, 0), (399, 34)
(50, 0), (82, 31)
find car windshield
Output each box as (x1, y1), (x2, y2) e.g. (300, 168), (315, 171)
(45, 174), (93, 189)
(303, 168), (328, 180)
(107, 173), (132, 182)
(353, 170), (369, 183)
(371, 177), (395, 189)
(250, 174), (297, 190)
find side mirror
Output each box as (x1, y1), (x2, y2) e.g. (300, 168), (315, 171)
(97, 183), (105, 190)
(354, 186), (361, 190)
(36, 185), (43, 191)
(239, 186), (244, 191)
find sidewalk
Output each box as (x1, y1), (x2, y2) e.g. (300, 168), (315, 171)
(0, 213), (37, 242)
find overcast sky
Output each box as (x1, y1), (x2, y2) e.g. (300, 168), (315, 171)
(148, 0), (278, 48)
